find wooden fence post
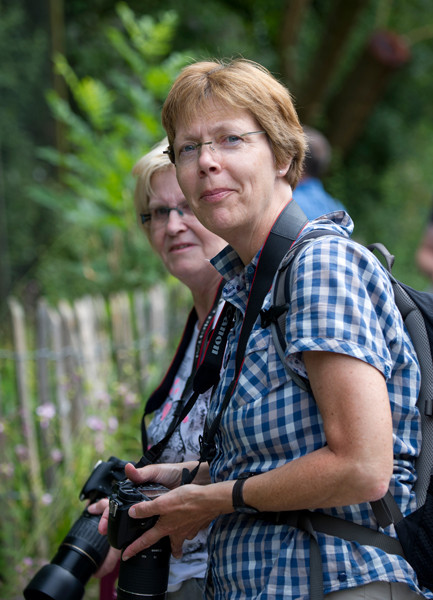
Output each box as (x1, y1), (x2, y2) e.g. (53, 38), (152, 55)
(92, 294), (112, 387)
(74, 295), (109, 409)
(47, 305), (73, 468)
(133, 290), (150, 396)
(36, 299), (56, 488)
(148, 284), (168, 363)
(8, 297), (47, 555)
(57, 299), (86, 433)
(110, 291), (137, 391)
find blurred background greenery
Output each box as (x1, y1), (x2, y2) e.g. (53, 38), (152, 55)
(2, 0), (433, 316)
(2, 0), (433, 597)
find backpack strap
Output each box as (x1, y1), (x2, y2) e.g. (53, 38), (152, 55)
(262, 229), (341, 392)
(264, 231), (406, 521)
(368, 244), (433, 508)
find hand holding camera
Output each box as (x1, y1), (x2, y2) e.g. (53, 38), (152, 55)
(23, 457), (171, 600)
(107, 479), (171, 600)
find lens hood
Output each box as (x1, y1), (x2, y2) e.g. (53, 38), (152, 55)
(23, 563), (85, 600)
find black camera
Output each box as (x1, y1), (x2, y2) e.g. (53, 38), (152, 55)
(107, 479), (171, 600)
(23, 456), (128, 600)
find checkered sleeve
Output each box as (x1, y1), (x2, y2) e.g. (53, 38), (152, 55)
(286, 235), (398, 379)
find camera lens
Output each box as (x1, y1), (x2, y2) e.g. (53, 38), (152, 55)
(23, 510), (109, 600)
(116, 536), (171, 600)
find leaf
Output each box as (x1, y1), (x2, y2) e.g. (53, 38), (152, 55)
(74, 77), (115, 131)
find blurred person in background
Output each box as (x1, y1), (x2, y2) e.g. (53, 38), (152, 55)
(293, 125), (346, 218)
(416, 204), (433, 290)
(89, 138), (227, 600)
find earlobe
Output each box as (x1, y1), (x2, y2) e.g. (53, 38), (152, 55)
(277, 160), (292, 178)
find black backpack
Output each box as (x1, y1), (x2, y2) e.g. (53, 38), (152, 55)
(262, 229), (433, 593)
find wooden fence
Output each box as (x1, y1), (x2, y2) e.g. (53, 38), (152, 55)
(0, 282), (189, 555)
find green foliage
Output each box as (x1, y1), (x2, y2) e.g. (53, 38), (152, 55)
(4, 0), (433, 303)
(55, 56), (116, 131)
(109, 4), (178, 64)
(26, 5), (193, 302)
(0, 1), (55, 315)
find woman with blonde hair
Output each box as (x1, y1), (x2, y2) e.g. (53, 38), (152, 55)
(93, 138), (226, 600)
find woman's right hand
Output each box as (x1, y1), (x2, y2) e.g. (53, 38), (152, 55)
(87, 497), (109, 515)
(87, 498), (121, 578)
(93, 546), (121, 579)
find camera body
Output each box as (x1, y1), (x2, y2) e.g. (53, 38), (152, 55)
(107, 480), (168, 548)
(23, 457), (172, 600)
(107, 479), (171, 600)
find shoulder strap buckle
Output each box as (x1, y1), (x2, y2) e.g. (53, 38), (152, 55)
(260, 304), (290, 328)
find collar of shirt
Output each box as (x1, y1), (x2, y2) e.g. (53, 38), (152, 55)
(304, 209), (353, 235)
(211, 245), (261, 316)
(210, 210), (354, 311)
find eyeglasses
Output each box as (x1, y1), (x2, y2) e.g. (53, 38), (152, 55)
(140, 201), (194, 229)
(163, 130), (266, 166)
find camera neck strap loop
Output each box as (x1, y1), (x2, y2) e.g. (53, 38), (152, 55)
(143, 278), (225, 417)
(181, 200), (309, 485)
(136, 390), (200, 468)
(136, 279), (225, 468)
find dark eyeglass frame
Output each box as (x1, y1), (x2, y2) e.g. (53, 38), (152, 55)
(163, 146), (175, 164)
(140, 205), (186, 226)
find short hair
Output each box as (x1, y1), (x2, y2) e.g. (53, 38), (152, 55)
(132, 138), (172, 230)
(302, 126), (332, 179)
(161, 58), (306, 188)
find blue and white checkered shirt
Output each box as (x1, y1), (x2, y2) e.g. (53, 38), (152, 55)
(205, 210), (430, 599)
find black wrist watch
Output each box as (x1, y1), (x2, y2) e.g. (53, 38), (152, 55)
(232, 473), (259, 514)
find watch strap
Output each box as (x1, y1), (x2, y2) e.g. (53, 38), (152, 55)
(232, 473), (259, 514)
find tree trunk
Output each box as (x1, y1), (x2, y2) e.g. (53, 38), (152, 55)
(325, 30), (411, 155)
(49, 0), (67, 156)
(297, 0), (368, 123)
(278, 0), (311, 88)
(0, 145), (11, 306)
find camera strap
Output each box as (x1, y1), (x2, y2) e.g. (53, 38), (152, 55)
(181, 200), (309, 485)
(136, 279), (225, 468)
